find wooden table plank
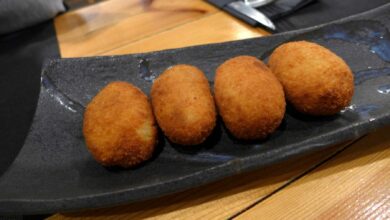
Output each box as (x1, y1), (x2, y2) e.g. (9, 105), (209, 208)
(55, 0), (218, 57)
(236, 127), (390, 220)
(102, 12), (269, 56)
(48, 142), (354, 220)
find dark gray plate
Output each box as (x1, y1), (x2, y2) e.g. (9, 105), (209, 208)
(1, 4), (390, 215)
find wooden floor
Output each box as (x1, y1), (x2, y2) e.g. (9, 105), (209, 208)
(50, 0), (390, 219)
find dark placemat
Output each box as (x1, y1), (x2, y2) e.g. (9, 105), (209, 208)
(207, 0), (389, 32)
(0, 20), (60, 178)
(0, 0), (108, 185)
(0, 19), (59, 219)
(64, 0), (107, 10)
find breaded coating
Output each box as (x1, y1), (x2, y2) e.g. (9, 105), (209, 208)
(214, 56), (286, 140)
(269, 41), (354, 115)
(83, 82), (157, 167)
(151, 65), (216, 145)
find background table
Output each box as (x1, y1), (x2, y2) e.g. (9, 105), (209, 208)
(49, 0), (390, 219)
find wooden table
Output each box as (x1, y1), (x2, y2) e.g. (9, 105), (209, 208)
(49, 0), (390, 219)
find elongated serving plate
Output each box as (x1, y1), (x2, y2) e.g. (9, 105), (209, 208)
(1, 4), (390, 214)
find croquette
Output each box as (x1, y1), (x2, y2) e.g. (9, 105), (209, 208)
(269, 41), (354, 115)
(151, 65), (216, 145)
(214, 56), (286, 140)
(83, 81), (157, 167)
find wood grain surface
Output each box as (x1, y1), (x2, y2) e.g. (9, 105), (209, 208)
(103, 12), (269, 56)
(237, 127), (390, 220)
(55, 0), (268, 58)
(52, 0), (390, 219)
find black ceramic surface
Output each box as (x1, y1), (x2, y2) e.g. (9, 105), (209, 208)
(1, 4), (390, 215)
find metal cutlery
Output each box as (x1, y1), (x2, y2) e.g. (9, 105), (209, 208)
(227, 0), (276, 30)
(244, 0), (275, 8)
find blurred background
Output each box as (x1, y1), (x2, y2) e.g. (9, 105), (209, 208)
(64, 0), (106, 10)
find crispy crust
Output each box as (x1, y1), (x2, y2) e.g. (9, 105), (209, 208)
(214, 56), (286, 140)
(269, 41), (354, 115)
(83, 82), (157, 167)
(151, 65), (216, 145)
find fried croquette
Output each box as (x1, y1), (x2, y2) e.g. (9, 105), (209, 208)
(83, 82), (157, 167)
(214, 56), (286, 140)
(269, 41), (354, 116)
(151, 65), (216, 145)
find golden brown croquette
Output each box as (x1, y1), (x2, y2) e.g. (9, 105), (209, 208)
(214, 56), (286, 140)
(269, 41), (354, 115)
(83, 81), (157, 167)
(151, 65), (216, 145)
